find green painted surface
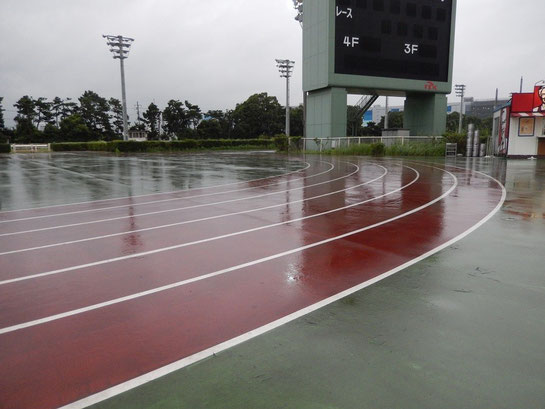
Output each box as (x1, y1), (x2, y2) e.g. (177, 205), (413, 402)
(404, 93), (448, 136)
(302, 0), (330, 92)
(91, 158), (545, 409)
(306, 87), (348, 139)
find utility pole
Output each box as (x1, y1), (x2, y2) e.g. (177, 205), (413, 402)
(454, 84), (466, 134)
(103, 34), (134, 141)
(135, 102), (141, 126)
(384, 96), (389, 129)
(276, 59), (295, 136)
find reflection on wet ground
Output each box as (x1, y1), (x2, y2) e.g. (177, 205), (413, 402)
(0, 152), (543, 409)
(0, 152), (304, 211)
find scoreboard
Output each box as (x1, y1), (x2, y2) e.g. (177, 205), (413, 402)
(302, 0), (456, 94)
(303, 0), (457, 139)
(334, 0), (454, 83)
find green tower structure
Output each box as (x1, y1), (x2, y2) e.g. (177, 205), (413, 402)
(303, 0), (457, 138)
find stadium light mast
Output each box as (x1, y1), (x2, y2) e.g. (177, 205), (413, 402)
(103, 34), (134, 141)
(455, 84), (466, 134)
(276, 59), (295, 137)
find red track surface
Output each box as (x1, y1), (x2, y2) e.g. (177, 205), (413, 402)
(0, 158), (504, 409)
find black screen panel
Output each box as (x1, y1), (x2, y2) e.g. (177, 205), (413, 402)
(334, 0), (453, 82)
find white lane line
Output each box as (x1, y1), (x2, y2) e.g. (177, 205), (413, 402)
(0, 164), (402, 285)
(0, 160), (311, 215)
(0, 165), (428, 330)
(59, 168), (506, 409)
(0, 162), (334, 224)
(0, 163), (382, 255)
(0, 163), (393, 283)
(20, 159), (132, 188)
(0, 162), (342, 237)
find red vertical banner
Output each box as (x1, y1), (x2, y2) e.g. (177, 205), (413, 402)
(498, 106), (510, 156)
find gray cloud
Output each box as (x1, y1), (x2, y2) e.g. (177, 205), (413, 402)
(1, 0), (543, 126)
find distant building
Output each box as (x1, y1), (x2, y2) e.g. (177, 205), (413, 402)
(128, 130), (148, 141)
(363, 97), (509, 124)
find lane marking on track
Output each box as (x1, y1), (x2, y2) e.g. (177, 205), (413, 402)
(0, 164), (404, 285)
(0, 165), (429, 331)
(0, 162), (382, 255)
(0, 162), (343, 237)
(0, 159), (311, 215)
(0, 162), (334, 224)
(19, 159), (132, 188)
(58, 166), (505, 409)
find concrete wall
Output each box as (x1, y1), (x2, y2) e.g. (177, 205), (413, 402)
(306, 87), (348, 138)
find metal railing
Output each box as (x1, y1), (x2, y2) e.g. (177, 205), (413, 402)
(299, 136), (441, 152)
(10, 144), (51, 153)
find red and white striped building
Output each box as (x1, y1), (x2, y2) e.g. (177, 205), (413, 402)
(492, 85), (545, 158)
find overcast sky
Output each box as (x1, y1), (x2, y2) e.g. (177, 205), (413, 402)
(1, 0), (544, 127)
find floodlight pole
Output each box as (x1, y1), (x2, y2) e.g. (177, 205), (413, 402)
(276, 59), (295, 136)
(119, 56), (129, 139)
(455, 84), (466, 134)
(103, 34), (134, 141)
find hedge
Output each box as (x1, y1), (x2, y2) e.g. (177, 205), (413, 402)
(321, 141), (446, 157)
(0, 144), (11, 153)
(50, 139), (274, 152)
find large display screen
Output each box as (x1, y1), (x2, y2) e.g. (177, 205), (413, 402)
(334, 0), (453, 82)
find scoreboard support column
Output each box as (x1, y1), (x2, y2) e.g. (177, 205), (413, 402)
(302, 0), (456, 141)
(306, 87), (348, 143)
(404, 93), (448, 136)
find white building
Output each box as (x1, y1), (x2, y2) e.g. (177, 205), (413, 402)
(492, 88), (545, 158)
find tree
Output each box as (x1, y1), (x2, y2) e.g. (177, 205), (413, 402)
(184, 100), (202, 129)
(446, 112), (461, 133)
(78, 90), (112, 137)
(289, 105), (304, 137)
(361, 121), (382, 136)
(378, 111), (404, 129)
(14, 96), (37, 141)
(0, 97), (5, 130)
(34, 97), (54, 129)
(162, 99), (188, 138)
(51, 97), (77, 127)
(142, 102), (162, 139)
(51, 97), (64, 127)
(43, 123), (61, 142)
(197, 117), (223, 139)
(197, 109), (234, 139)
(59, 114), (93, 141)
(62, 98), (78, 121)
(347, 105), (364, 136)
(14, 96), (36, 125)
(108, 98), (124, 136)
(445, 112), (492, 137)
(232, 93), (283, 138)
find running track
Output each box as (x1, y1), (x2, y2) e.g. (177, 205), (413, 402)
(0, 156), (505, 409)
